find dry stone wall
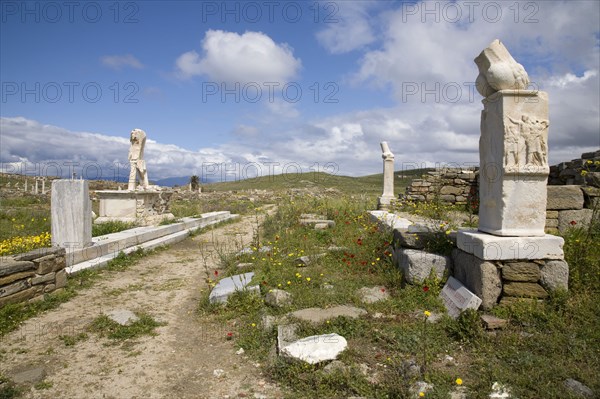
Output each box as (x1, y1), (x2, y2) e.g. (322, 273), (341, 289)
(548, 150), (600, 186)
(403, 168), (478, 206)
(545, 149), (599, 234)
(402, 150), (599, 233)
(0, 247), (67, 308)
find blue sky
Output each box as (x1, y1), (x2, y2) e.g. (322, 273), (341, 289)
(1, 1), (599, 182)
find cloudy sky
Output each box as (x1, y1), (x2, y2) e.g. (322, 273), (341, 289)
(1, 1), (599, 182)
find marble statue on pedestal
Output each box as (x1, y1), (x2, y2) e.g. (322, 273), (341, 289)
(474, 39), (550, 236)
(128, 129), (149, 191)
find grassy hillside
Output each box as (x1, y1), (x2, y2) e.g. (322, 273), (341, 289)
(202, 169), (430, 196)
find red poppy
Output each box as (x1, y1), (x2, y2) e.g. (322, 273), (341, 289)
(226, 332), (233, 338)
(361, 261), (368, 266)
(350, 254), (355, 258)
(357, 239), (363, 245)
(214, 270), (219, 276)
(381, 288), (386, 293)
(570, 220), (577, 225)
(423, 286), (430, 292)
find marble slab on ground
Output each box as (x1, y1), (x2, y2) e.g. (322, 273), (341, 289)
(105, 309), (139, 326)
(357, 286), (390, 304)
(440, 276), (482, 318)
(457, 230), (564, 260)
(237, 246), (272, 255)
(209, 272), (258, 304)
(279, 333), (348, 364)
(289, 305), (367, 324)
(368, 211), (412, 231)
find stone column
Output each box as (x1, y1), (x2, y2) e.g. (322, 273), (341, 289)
(24, 179), (27, 192)
(41, 179), (46, 194)
(34, 179), (39, 195)
(378, 141), (396, 210)
(51, 180), (93, 250)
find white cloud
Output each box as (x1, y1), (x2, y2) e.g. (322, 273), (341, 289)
(265, 98), (300, 119)
(547, 70), (598, 88)
(316, 1), (377, 54)
(344, 0), (599, 168)
(175, 30), (301, 84)
(100, 54), (144, 70)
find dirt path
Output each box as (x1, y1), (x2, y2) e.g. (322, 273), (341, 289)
(1, 210), (282, 399)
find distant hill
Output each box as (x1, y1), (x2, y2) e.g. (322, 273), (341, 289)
(201, 168), (432, 196)
(1, 168), (433, 195)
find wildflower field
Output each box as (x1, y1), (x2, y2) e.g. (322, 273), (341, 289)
(197, 195), (600, 398)
(1, 171), (598, 398)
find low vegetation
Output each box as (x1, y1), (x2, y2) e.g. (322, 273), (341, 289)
(198, 195), (599, 398)
(2, 170), (599, 398)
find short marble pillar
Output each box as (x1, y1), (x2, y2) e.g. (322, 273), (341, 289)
(51, 180), (92, 249)
(378, 141), (396, 210)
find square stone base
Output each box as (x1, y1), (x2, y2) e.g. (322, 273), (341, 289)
(95, 190), (174, 227)
(457, 229), (564, 260)
(377, 195), (397, 210)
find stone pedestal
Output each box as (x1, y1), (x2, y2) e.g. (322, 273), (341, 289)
(457, 230), (564, 260)
(95, 190), (174, 226)
(51, 180), (92, 249)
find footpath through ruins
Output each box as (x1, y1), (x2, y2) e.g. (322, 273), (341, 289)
(1, 210), (284, 399)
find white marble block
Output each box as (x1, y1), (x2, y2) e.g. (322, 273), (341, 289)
(457, 229), (564, 260)
(51, 180), (92, 249)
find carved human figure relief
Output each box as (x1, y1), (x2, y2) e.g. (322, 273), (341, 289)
(503, 120), (521, 171)
(529, 119), (549, 166)
(506, 114), (548, 170)
(128, 128), (150, 190)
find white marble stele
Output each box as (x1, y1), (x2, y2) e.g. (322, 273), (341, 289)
(95, 190), (174, 226)
(474, 40), (550, 237)
(478, 89), (549, 236)
(455, 39), (564, 273)
(51, 180), (92, 249)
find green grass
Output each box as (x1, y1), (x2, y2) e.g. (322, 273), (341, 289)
(92, 220), (137, 237)
(59, 332), (89, 347)
(202, 169), (428, 197)
(0, 373), (20, 399)
(88, 312), (165, 342)
(198, 195), (600, 399)
(0, 247), (164, 338)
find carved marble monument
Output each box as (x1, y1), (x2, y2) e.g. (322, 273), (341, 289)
(378, 141), (396, 210)
(453, 40), (567, 308)
(457, 39), (564, 257)
(474, 39), (550, 236)
(95, 128), (174, 226)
